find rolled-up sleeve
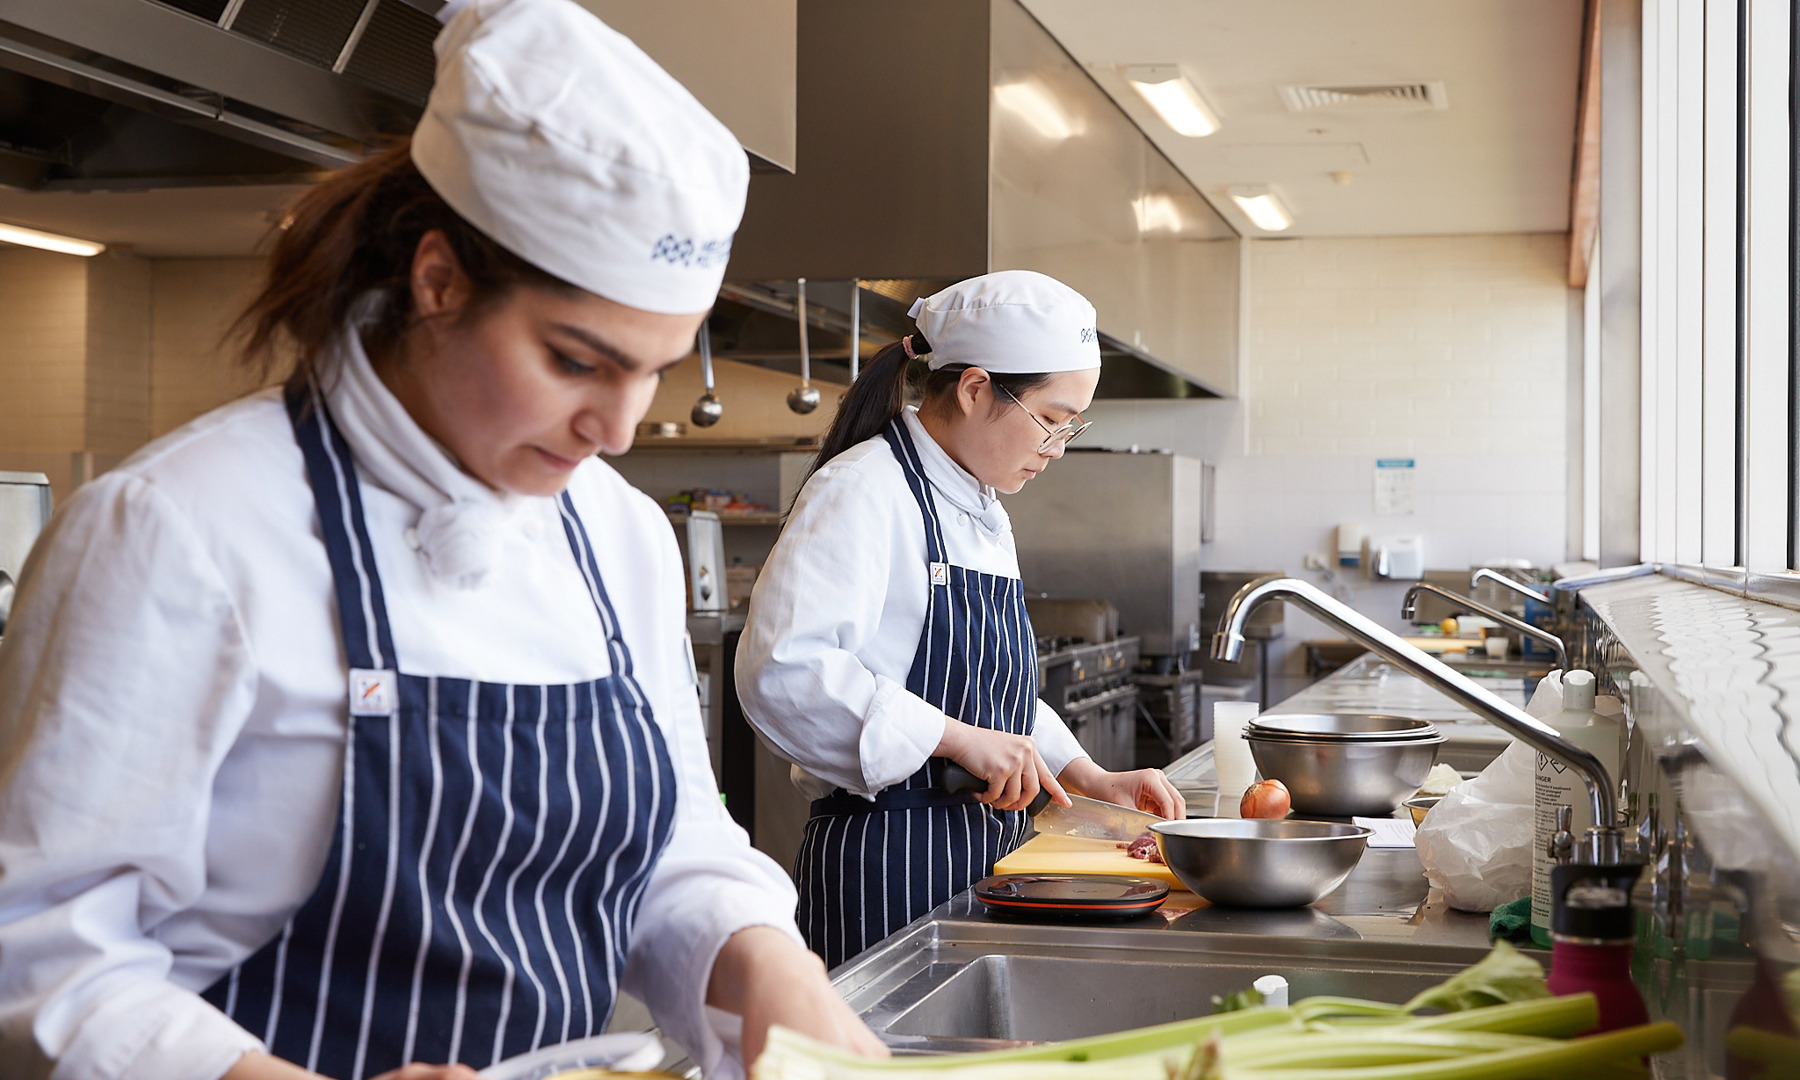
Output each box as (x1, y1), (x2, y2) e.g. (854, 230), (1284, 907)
(621, 521), (802, 1080)
(0, 475), (264, 1080)
(734, 461), (945, 795)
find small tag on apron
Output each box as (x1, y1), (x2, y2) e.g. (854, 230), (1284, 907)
(930, 562), (949, 586)
(348, 668), (398, 716)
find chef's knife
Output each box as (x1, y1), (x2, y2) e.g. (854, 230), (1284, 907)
(942, 763), (1168, 842)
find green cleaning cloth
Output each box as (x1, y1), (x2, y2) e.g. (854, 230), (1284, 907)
(1489, 897), (1532, 942)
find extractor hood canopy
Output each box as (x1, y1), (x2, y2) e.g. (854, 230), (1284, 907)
(0, 0), (440, 190)
(0, 0), (796, 193)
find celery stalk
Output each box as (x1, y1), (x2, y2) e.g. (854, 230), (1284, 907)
(1400, 994), (1599, 1037)
(1230, 1021), (1682, 1080)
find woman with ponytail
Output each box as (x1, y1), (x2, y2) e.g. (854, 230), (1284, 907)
(737, 271), (1185, 969)
(0, 2), (881, 1078)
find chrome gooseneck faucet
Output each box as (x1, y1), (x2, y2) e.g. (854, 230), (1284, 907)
(1401, 582), (1570, 670)
(1471, 567), (1551, 607)
(1213, 575), (1624, 865)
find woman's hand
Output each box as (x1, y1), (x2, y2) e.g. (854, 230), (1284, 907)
(709, 926), (888, 1069)
(935, 719), (1069, 813)
(223, 1053), (479, 1080)
(1058, 758), (1186, 819)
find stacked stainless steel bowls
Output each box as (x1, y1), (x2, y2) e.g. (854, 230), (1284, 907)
(1245, 713), (1445, 817)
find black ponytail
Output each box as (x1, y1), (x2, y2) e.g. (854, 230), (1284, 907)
(808, 336), (915, 479)
(805, 331), (1056, 485)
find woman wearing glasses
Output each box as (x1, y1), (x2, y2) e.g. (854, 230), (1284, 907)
(736, 271), (1184, 967)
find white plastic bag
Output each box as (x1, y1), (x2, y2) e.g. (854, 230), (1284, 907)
(1415, 672), (1564, 912)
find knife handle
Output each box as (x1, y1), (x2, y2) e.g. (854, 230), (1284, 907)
(942, 762), (1051, 815)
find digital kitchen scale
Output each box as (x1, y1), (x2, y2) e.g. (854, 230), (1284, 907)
(973, 873), (1170, 921)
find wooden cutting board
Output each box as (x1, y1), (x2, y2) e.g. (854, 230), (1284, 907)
(993, 832), (1187, 890)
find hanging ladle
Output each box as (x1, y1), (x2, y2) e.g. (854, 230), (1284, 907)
(786, 277), (821, 414)
(690, 320), (723, 427)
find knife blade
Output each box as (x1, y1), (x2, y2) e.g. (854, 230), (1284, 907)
(941, 763), (1169, 841)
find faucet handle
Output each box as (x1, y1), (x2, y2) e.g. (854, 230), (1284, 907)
(1548, 804), (1575, 865)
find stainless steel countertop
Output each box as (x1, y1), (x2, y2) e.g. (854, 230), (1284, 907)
(915, 845), (1490, 945)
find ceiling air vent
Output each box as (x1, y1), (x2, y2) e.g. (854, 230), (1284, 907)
(1278, 81), (1448, 113)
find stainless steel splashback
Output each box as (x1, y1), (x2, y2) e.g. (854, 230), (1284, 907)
(728, 0), (1240, 398)
(1004, 451), (1204, 656)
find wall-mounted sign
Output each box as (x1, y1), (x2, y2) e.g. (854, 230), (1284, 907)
(1374, 458), (1416, 516)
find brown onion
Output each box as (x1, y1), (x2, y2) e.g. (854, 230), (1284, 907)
(1240, 778), (1292, 819)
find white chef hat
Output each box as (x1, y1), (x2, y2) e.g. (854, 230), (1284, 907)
(413, 0), (747, 315)
(906, 270), (1101, 373)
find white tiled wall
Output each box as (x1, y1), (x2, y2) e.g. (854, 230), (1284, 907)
(1086, 234), (1576, 701)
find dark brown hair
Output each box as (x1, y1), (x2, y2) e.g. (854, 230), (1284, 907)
(233, 139), (574, 389)
(806, 333), (1051, 482)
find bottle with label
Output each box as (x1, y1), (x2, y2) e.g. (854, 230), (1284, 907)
(1531, 670), (1622, 946)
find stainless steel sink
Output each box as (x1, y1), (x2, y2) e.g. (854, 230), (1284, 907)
(830, 894), (1497, 1054)
(882, 952), (1460, 1042)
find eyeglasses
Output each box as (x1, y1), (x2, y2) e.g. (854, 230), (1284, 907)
(994, 382), (1092, 454)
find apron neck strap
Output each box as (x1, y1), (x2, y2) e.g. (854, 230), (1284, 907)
(882, 418), (949, 566)
(285, 381), (399, 673)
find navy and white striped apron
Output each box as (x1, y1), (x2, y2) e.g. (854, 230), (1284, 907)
(793, 418), (1037, 968)
(202, 386), (678, 1078)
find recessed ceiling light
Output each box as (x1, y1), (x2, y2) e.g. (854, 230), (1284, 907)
(0, 221), (105, 257)
(1123, 65), (1221, 138)
(1228, 185), (1293, 232)
(994, 79), (1080, 141)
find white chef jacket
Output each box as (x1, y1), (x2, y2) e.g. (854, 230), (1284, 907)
(735, 409), (1087, 800)
(0, 337), (799, 1080)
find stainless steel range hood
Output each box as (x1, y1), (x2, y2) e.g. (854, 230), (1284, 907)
(0, 0), (428, 188)
(0, 0), (796, 192)
(727, 0), (1241, 399)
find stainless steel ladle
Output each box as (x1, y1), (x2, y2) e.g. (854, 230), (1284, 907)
(786, 277), (821, 414)
(690, 321), (722, 427)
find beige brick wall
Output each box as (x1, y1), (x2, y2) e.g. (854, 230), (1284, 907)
(150, 258), (268, 438)
(0, 248), (90, 498)
(85, 253), (153, 467)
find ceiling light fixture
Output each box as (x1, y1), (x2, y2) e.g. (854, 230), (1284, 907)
(1123, 65), (1221, 137)
(994, 79), (1079, 141)
(1228, 185), (1293, 232)
(0, 221), (106, 257)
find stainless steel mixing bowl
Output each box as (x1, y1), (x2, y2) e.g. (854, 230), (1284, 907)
(1246, 732), (1446, 816)
(1150, 819), (1372, 907)
(1249, 713), (1439, 740)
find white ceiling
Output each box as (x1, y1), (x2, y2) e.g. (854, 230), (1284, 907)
(0, 184), (304, 259)
(1020, 0), (1585, 237)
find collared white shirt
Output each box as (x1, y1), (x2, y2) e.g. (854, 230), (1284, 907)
(736, 410), (1087, 799)
(0, 332), (797, 1080)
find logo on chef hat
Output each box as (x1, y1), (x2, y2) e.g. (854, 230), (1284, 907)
(652, 233), (734, 269)
(1079, 327), (1097, 344)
